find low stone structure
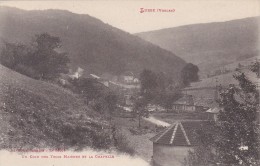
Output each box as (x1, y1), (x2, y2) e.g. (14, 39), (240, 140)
(150, 121), (209, 166)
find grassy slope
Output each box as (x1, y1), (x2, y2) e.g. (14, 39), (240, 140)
(0, 64), (107, 150)
(112, 117), (156, 161)
(189, 56), (259, 89)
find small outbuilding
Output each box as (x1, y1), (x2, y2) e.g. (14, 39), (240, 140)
(150, 121), (209, 166)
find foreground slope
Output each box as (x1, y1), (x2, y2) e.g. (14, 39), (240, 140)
(0, 64), (108, 149)
(0, 6), (185, 78)
(137, 17), (259, 75)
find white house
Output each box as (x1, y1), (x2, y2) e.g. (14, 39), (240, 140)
(172, 95), (196, 112)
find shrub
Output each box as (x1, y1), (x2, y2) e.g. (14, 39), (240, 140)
(112, 127), (135, 155)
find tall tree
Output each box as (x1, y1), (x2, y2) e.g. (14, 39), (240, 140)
(133, 96), (149, 128)
(216, 72), (259, 165)
(32, 33), (70, 80)
(184, 66), (260, 166)
(139, 69), (158, 101)
(181, 63), (199, 86)
(0, 42), (31, 68)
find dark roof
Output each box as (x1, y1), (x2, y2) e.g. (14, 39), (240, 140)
(150, 121), (210, 146)
(174, 95), (194, 105)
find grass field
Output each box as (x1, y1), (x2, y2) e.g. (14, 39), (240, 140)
(191, 56), (259, 89)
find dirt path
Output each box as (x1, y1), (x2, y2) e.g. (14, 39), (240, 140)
(143, 116), (170, 127)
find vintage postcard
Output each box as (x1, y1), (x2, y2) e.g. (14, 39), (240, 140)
(0, 0), (259, 166)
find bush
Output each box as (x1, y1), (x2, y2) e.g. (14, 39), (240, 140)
(91, 130), (113, 150)
(112, 127), (135, 155)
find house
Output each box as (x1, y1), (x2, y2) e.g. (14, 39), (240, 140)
(119, 71), (140, 84)
(150, 121), (210, 166)
(172, 95), (196, 112)
(147, 104), (166, 112)
(172, 95), (209, 112)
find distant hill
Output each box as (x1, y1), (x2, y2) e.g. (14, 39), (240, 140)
(0, 64), (108, 149)
(0, 6), (185, 79)
(182, 57), (259, 108)
(136, 17), (259, 75)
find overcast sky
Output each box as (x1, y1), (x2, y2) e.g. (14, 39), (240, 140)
(0, 0), (259, 33)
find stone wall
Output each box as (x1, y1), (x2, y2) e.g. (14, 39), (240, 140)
(152, 143), (193, 166)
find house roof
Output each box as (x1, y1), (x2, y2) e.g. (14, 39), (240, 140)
(150, 121), (210, 146)
(174, 95), (194, 105)
(174, 97), (187, 104)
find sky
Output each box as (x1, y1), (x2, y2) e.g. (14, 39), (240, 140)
(0, 0), (259, 33)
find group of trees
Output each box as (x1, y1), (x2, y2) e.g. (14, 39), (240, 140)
(134, 64), (199, 128)
(68, 77), (118, 119)
(184, 61), (260, 166)
(139, 69), (181, 105)
(0, 33), (70, 80)
(133, 69), (182, 128)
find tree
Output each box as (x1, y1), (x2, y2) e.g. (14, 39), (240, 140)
(181, 63), (199, 86)
(184, 123), (217, 166)
(250, 60), (259, 78)
(31, 33), (70, 80)
(133, 96), (149, 128)
(104, 90), (118, 118)
(139, 69), (181, 108)
(0, 42), (31, 68)
(215, 72), (259, 165)
(184, 65), (260, 166)
(0, 33), (70, 80)
(139, 69), (158, 101)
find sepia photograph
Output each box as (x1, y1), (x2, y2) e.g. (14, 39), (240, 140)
(0, 0), (259, 166)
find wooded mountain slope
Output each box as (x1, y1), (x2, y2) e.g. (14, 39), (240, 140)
(137, 17), (259, 74)
(0, 7), (185, 78)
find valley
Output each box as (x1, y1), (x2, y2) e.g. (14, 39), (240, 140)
(0, 4), (259, 166)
